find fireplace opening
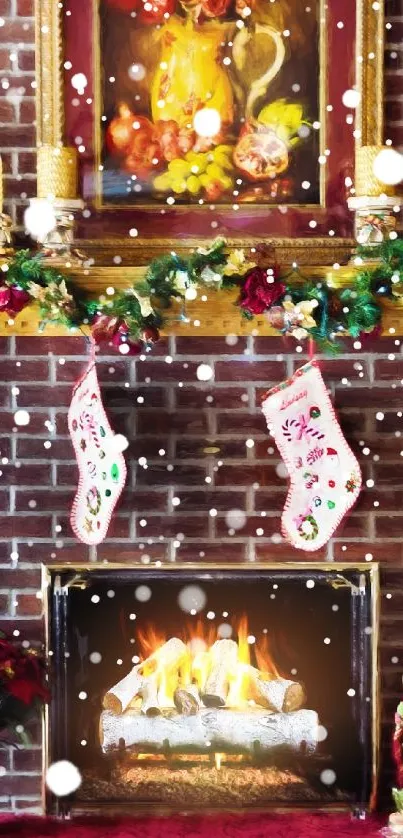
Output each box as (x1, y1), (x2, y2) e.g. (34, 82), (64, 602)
(44, 564), (379, 814)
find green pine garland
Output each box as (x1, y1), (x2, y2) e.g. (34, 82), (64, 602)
(0, 238), (401, 353)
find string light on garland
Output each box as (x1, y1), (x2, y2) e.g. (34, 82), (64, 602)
(0, 238), (402, 354)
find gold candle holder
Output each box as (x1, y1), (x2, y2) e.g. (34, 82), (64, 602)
(37, 145), (78, 200)
(0, 152), (13, 253)
(355, 145), (394, 198)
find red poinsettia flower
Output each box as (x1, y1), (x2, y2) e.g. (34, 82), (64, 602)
(8, 675), (49, 706)
(0, 638), (19, 663)
(0, 638), (49, 706)
(0, 284), (30, 316)
(239, 266), (286, 315)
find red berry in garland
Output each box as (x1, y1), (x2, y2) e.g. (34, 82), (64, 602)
(143, 325), (160, 343)
(111, 323), (144, 355)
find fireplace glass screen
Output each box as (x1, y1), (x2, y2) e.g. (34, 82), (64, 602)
(44, 564), (379, 814)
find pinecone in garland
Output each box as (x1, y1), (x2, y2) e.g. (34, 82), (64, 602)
(327, 291), (343, 318)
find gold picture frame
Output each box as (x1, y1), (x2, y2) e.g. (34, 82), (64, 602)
(34, 0), (385, 266)
(41, 561), (380, 817)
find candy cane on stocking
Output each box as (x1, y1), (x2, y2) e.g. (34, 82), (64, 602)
(68, 342), (128, 545)
(262, 361), (361, 551)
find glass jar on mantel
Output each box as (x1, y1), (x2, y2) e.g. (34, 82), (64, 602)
(28, 144), (84, 257)
(348, 145), (402, 247)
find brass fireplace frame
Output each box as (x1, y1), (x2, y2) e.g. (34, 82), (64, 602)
(41, 561), (380, 816)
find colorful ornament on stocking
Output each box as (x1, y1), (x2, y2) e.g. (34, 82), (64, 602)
(261, 361), (361, 551)
(68, 356), (127, 545)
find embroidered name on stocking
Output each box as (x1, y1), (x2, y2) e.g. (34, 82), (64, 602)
(68, 359), (127, 545)
(261, 361), (361, 551)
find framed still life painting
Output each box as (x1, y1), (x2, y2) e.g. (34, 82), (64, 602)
(35, 0), (385, 260)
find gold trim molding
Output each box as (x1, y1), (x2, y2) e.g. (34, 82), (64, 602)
(356, 0), (384, 149)
(35, 1), (64, 147)
(62, 237), (355, 267)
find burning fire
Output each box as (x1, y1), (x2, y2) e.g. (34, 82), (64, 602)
(102, 616), (309, 764)
(135, 615), (283, 709)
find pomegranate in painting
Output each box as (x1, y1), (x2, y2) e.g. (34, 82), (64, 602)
(234, 126), (289, 182)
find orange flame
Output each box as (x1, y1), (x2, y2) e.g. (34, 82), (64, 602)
(135, 615), (282, 677)
(136, 624), (166, 660)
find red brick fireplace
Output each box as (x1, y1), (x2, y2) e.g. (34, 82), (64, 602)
(0, 334), (402, 811)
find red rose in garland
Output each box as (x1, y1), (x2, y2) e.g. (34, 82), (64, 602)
(239, 267), (286, 315)
(0, 284), (30, 316)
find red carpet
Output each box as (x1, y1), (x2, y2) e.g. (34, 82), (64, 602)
(0, 813), (386, 838)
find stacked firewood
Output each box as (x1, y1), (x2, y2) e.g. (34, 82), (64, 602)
(100, 638), (319, 755)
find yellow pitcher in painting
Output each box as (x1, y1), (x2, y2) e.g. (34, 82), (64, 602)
(151, 15), (286, 129)
(151, 16), (234, 128)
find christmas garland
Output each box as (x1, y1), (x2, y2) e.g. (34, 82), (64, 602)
(1, 238), (402, 354)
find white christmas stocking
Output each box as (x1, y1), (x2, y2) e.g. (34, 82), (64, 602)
(261, 361), (361, 551)
(68, 357), (127, 545)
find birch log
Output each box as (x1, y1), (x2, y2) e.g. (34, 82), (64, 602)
(248, 667), (305, 713)
(103, 638), (188, 714)
(140, 673), (161, 717)
(174, 684), (201, 715)
(103, 668), (144, 714)
(202, 640), (239, 707)
(100, 708), (318, 755)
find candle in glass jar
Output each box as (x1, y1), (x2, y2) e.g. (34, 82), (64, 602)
(37, 145), (78, 200)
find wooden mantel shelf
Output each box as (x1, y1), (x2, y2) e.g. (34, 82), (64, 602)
(1, 259), (402, 337)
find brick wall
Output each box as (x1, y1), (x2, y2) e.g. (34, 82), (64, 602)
(0, 334), (402, 811)
(0, 0), (403, 819)
(0, 0), (35, 229)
